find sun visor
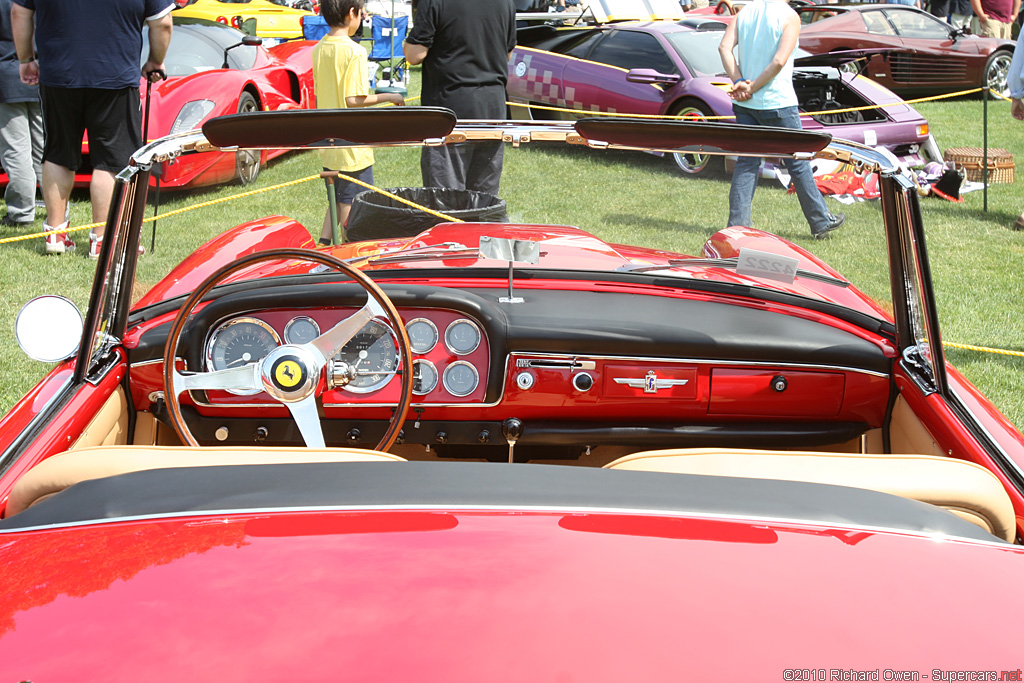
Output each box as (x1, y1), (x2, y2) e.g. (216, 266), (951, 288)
(574, 119), (833, 156)
(202, 107), (458, 148)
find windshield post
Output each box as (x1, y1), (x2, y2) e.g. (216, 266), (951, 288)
(73, 166), (150, 383)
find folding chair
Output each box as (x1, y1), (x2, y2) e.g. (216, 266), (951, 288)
(369, 14), (409, 94)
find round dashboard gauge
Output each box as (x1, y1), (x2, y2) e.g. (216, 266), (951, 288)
(442, 361), (479, 397)
(412, 359), (438, 395)
(334, 318), (399, 393)
(206, 317), (281, 395)
(406, 318), (439, 354)
(284, 316), (320, 345)
(445, 319), (481, 355)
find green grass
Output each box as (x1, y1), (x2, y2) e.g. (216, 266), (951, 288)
(1, 85), (1022, 432)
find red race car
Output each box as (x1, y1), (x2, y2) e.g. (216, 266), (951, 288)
(48, 16), (315, 190)
(2, 110), (1024, 677)
(796, 4), (1015, 98)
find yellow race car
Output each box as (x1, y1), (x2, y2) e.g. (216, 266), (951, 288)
(173, 0), (314, 41)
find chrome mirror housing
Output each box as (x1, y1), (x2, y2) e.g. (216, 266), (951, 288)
(15, 295), (84, 363)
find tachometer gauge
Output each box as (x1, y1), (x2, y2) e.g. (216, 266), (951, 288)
(412, 359), (438, 395)
(206, 317), (281, 395)
(284, 316), (321, 345)
(445, 319), (481, 355)
(406, 318), (439, 354)
(334, 318), (399, 393)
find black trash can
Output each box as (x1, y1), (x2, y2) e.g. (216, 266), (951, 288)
(346, 187), (508, 242)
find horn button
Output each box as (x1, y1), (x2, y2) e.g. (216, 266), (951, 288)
(261, 345), (319, 402)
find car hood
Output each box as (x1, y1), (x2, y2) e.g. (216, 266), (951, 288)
(1, 504), (1022, 679)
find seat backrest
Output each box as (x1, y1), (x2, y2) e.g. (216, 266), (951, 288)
(301, 15), (329, 40)
(370, 15), (409, 59)
(605, 448), (1017, 542)
(6, 445), (404, 517)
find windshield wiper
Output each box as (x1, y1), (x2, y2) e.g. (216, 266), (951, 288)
(619, 257), (850, 288)
(308, 243), (480, 273)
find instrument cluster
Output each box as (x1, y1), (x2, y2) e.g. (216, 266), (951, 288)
(203, 307), (489, 404)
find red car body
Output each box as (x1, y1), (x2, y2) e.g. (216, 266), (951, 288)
(2, 111), (1024, 676)
(796, 4), (1015, 97)
(0, 17), (316, 191)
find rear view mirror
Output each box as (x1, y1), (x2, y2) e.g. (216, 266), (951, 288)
(15, 295), (83, 363)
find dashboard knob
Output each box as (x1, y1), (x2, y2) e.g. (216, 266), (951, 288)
(215, 426), (230, 442)
(254, 426), (268, 443)
(572, 372), (594, 392)
(346, 428), (361, 443)
(477, 430), (490, 444)
(396, 429), (406, 445)
(436, 431), (449, 444)
(771, 375), (788, 392)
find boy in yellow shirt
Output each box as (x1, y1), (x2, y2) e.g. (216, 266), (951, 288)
(313, 0), (404, 244)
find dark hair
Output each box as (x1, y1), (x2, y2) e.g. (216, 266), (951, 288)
(321, 0), (365, 27)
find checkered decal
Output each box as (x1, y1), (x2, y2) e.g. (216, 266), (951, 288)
(511, 53), (617, 114)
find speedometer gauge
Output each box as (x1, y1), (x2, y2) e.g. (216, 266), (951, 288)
(334, 318), (399, 393)
(206, 317), (281, 395)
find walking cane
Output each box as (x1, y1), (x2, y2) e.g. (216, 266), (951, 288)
(143, 68), (166, 253)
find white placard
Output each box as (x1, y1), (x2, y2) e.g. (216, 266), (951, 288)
(736, 247), (799, 284)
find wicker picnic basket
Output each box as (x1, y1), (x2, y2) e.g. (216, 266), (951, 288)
(943, 147), (1015, 183)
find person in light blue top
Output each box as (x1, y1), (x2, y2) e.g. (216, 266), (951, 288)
(1008, 38), (1024, 228)
(719, 0), (845, 239)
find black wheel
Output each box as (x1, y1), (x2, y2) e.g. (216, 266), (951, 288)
(984, 50), (1012, 99)
(235, 91), (262, 185)
(670, 101), (717, 176)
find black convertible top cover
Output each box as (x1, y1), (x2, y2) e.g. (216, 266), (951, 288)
(0, 461), (1000, 543)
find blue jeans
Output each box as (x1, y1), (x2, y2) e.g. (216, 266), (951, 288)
(728, 105), (832, 234)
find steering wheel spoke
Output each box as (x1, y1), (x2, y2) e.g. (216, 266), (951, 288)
(285, 396), (326, 448)
(172, 364), (262, 394)
(309, 293), (388, 361)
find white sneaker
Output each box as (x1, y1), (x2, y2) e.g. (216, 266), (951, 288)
(44, 225), (75, 255)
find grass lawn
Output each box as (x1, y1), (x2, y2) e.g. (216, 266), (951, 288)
(1, 76), (1022, 433)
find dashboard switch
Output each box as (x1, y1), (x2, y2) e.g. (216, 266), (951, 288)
(572, 372), (594, 392)
(516, 372), (534, 390)
(477, 430), (490, 444)
(346, 428), (361, 443)
(254, 426), (268, 443)
(436, 431), (449, 444)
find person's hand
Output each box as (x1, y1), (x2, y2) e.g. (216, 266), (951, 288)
(19, 60), (38, 86)
(730, 80), (753, 101)
(1012, 98), (1024, 121)
(390, 93), (405, 106)
(143, 60), (166, 82)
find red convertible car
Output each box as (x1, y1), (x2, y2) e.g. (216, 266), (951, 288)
(1, 110), (1023, 677)
(796, 4), (1016, 98)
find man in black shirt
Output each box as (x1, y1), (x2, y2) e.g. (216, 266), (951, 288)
(404, 0), (516, 195)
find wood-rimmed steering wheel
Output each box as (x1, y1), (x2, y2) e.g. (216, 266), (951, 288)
(162, 248), (413, 451)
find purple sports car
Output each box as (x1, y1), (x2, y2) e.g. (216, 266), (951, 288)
(507, 18), (932, 175)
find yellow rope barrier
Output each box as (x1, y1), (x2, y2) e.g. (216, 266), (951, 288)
(329, 171), (463, 223)
(943, 341), (1024, 359)
(507, 86), (987, 121)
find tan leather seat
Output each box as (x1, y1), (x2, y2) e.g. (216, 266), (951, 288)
(6, 445), (405, 517)
(605, 448), (1017, 542)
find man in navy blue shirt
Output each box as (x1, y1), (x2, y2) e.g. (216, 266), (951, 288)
(12, 0), (173, 256)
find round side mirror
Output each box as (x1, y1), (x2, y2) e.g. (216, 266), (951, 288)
(15, 295), (84, 363)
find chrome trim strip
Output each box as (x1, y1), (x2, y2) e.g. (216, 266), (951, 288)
(0, 503), (1007, 547)
(949, 385), (1024, 482)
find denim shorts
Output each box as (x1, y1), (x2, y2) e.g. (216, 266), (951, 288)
(325, 165), (374, 205)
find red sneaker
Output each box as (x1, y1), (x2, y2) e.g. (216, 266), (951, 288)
(44, 231), (76, 255)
